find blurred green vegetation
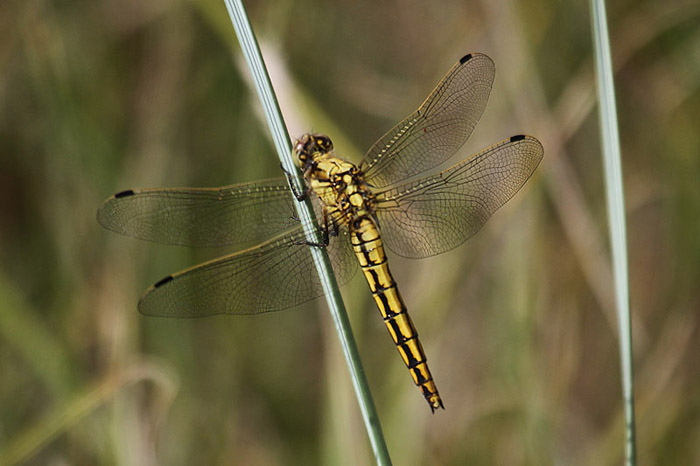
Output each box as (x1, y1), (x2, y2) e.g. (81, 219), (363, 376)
(1, 0), (699, 464)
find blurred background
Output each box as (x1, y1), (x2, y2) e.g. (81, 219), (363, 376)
(1, 0), (699, 464)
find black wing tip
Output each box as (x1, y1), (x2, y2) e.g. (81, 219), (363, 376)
(114, 189), (135, 199)
(137, 275), (175, 317)
(459, 52), (492, 65)
(154, 275), (174, 288)
(508, 134), (545, 161)
(459, 54), (473, 64)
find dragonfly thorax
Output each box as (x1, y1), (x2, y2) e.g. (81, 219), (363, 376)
(293, 133), (377, 226)
(315, 157), (376, 225)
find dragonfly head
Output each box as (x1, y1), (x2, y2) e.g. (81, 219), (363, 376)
(293, 133), (334, 168)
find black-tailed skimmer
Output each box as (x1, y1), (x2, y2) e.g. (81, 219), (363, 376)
(98, 53), (544, 412)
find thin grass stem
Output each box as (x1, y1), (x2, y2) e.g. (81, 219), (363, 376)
(588, 0), (637, 464)
(221, 0), (391, 463)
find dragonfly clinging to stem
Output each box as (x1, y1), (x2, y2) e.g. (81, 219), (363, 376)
(98, 53), (543, 412)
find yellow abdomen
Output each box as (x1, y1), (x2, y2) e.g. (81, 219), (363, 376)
(350, 216), (444, 412)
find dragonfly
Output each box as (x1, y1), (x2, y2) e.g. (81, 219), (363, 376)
(98, 53), (543, 412)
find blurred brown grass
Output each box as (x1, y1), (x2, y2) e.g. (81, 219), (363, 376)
(1, 0), (699, 464)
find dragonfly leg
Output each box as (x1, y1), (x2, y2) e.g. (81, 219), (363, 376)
(317, 210), (341, 246)
(293, 233), (329, 248)
(293, 206), (338, 248)
(280, 163), (310, 201)
(321, 207), (342, 242)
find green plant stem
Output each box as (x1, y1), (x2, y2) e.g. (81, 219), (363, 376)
(221, 1), (391, 464)
(588, 0), (637, 464)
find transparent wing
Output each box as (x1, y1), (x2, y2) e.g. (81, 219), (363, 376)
(360, 53), (495, 187)
(373, 135), (543, 259)
(97, 178), (296, 248)
(138, 225), (358, 317)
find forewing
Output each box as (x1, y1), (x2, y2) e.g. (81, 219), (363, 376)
(360, 53), (495, 187)
(97, 178), (296, 248)
(374, 135), (543, 258)
(138, 225), (358, 317)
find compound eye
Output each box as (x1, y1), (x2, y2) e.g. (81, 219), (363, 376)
(316, 136), (333, 152)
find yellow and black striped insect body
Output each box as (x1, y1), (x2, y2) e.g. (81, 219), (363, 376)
(98, 53), (543, 412)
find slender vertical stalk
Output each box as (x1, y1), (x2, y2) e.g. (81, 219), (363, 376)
(588, 1), (637, 464)
(221, 1), (391, 463)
